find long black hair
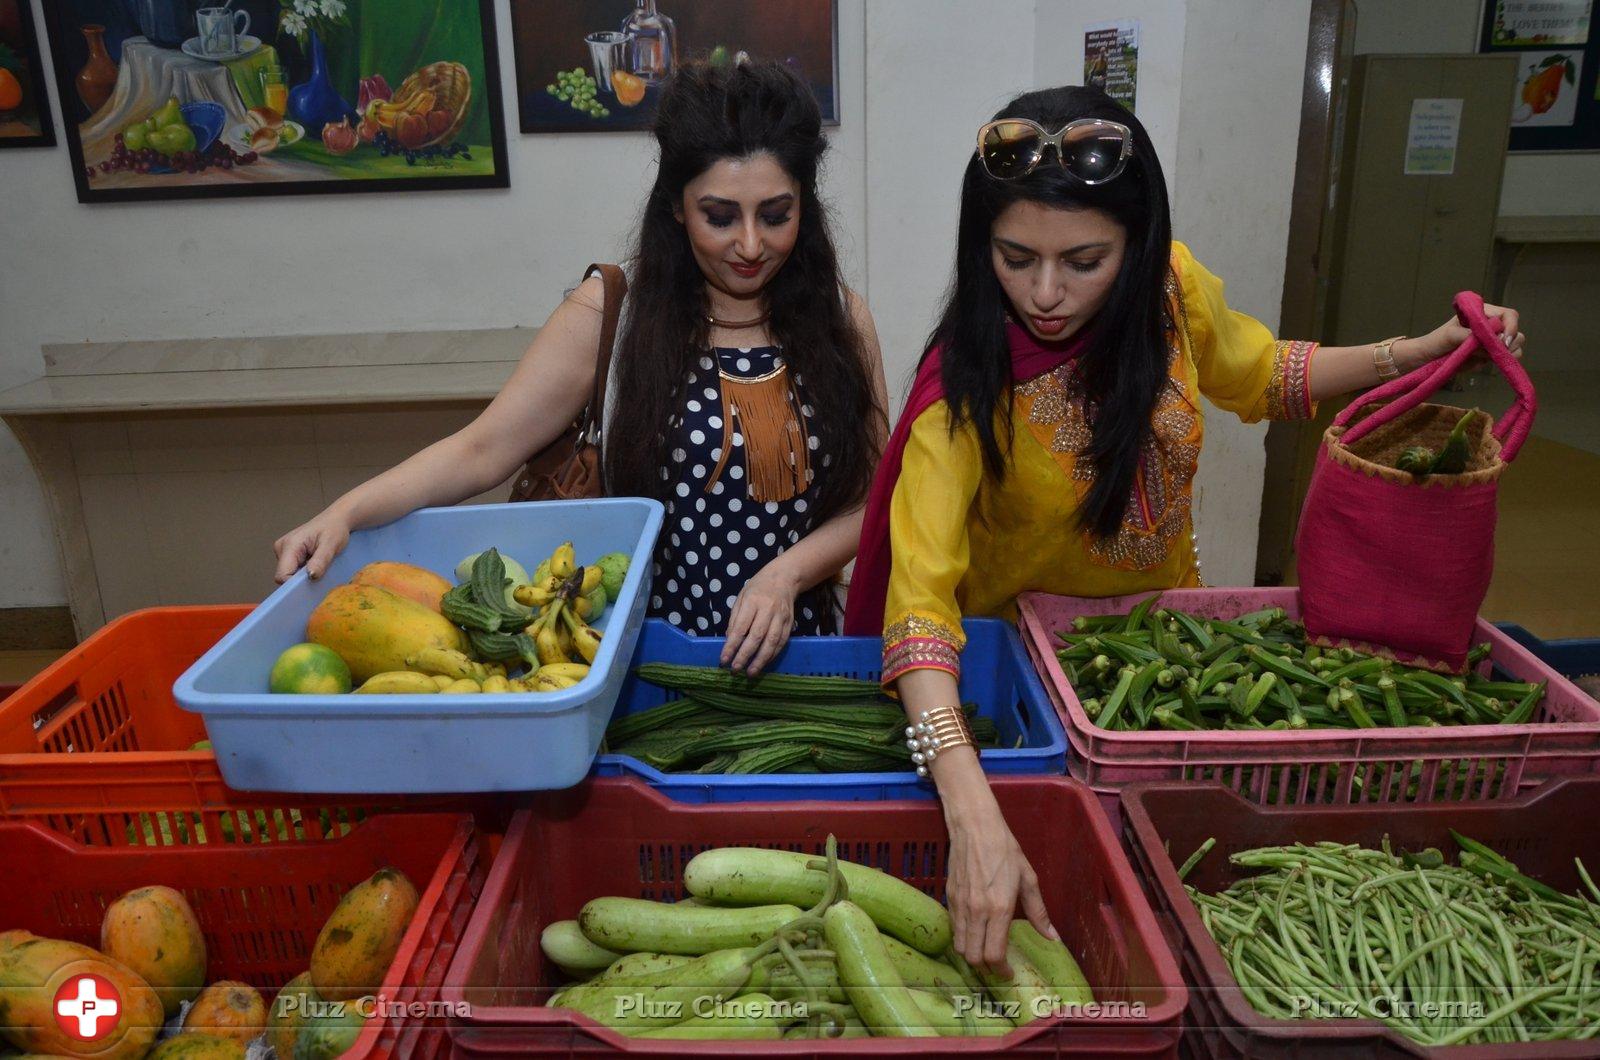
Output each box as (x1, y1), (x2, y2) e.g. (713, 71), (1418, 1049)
(606, 59), (882, 534)
(929, 86), (1172, 539)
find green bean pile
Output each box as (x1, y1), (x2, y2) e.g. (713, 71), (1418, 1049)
(1182, 835), (1600, 1046)
(1055, 597), (1546, 732)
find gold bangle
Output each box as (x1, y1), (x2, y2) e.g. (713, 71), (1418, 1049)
(1373, 335), (1406, 381)
(904, 704), (977, 778)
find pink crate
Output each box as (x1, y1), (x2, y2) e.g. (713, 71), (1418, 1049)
(1017, 588), (1600, 821)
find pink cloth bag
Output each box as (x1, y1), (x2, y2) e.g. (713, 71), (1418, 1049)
(1295, 291), (1537, 671)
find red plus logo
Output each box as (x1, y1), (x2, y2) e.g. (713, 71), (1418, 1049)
(53, 973), (122, 1041)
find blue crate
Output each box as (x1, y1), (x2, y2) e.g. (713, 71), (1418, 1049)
(593, 618), (1068, 801)
(1495, 624), (1600, 680)
(173, 499), (664, 793)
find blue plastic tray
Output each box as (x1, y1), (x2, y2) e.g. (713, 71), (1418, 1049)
(1496, 624), (1600, 679)
(173, 499), (664, 793)
(593, 618), (1068, 801)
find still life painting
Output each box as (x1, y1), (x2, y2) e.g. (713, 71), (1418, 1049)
(0, 0), (56, 147)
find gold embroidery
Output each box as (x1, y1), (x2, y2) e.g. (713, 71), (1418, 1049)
(1266, 340), (1318, 420)
(883, 613), (963, 682)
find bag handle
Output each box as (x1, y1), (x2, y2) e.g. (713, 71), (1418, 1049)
(1334, 291), (1537, 462)
(575, 263), (628, 447)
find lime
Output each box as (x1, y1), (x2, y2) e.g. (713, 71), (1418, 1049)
(269, 643), (353, 694)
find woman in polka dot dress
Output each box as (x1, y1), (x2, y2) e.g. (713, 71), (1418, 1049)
(274, 59), (887, 676)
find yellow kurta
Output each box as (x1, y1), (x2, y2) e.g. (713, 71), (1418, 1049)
(881, 242), (1317, 683)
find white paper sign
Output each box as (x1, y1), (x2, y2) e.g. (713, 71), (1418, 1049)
(1404, 98), (1464, 175)
(1490, 0), (1592, 46)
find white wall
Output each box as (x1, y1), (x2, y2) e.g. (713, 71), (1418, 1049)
(1353, 0), (1600, 217)
(2, 0), (1316, 606)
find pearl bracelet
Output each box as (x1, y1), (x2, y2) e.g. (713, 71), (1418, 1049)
(905, 704), (977, 778)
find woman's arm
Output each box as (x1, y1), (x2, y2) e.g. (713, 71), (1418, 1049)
(1307, 304), (1526, 401)
(722, 289), (892, 672)
(273, 277), (607, 581)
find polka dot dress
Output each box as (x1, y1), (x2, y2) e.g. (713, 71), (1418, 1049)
(650, 345), (834, 637)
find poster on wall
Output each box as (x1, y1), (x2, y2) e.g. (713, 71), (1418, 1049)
(1480, 0), (1600, 150)
(1083, 19), (1140, 112)
(42, 0), (509, 203)
(0, 0), (57, 148)
(510, 0), (838, 134)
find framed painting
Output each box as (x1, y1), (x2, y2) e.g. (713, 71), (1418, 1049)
(511, 0), (838, 133)
(42, 0), (509, 202)
(1479, 0), (1600, 152)
(0, 0), (57, 147)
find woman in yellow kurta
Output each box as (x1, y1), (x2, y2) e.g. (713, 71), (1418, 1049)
(844, 86), (1526, 974)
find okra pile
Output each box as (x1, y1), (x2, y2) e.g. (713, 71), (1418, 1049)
(540, 838), (1095, 1039)
(1056, 596), (1547, 732)
(1182, 834), (1600, 1046)
(605, 664), (1003, 773)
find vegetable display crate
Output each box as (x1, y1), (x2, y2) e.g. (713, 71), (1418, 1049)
(1494, 625), (1600, 682)
(1, 811), (484, 1060)
(593, 618), (1068, 801)
(1121, 777), (1600, 1059)
(0, 604), (507, 845)
(1017, 588), (1600, 824)
(440, 775), (1185, 1057)
(174, 499), (665, 794)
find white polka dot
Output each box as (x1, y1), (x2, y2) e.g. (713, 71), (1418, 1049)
(704, 387), (719, 401)
(779, 515), (789, 527)
(652, 596), (663, 608)
(746, 515), (761, 529)
(745, 547), (760, 561)
(697, 617), (709, 630)
(805, 469), (815, 483)
(709, 514), (723, 528)
(712, 481), (726, 495)
(764, 533), (777, 546)
(738, 346), (752, 354)
(823, 454), (832, 467)
(728, 498), (743, 512)
(730, 465), (744, 480)
(692, 464), (706, 479)
(709, 416), (723, 429)
(807, 437), (820, 450)
(669, 612), (682, 625)
(671, 533), (681, 546)
(733, 432), (745, 447)
(687, 400), (702, 413)
(659, 467), (670, 480)
(690, 430), (706, 445)
(695, 497), (706, 512)
(709, 546), (722, 560)
(728, 531), (741, 545)
(699, 356), (714, 370)
(710, 579), (722, 592)
(727, 565), (740, 578)
(736, 357), (752, 372)
(675, 483), (689, 497)
(803, 607), (815, 619)
(794, 499), (808, 512)
(802, 405), (815, 416)
(687, 372), (698, 385)
(691, 584), (704, 598)
(726, 596), (740, 611)
(686, 551), (699, 564)
(680, 516), (694, 531)
(764, 501), (779, 514)
(667, 579), (679, 592)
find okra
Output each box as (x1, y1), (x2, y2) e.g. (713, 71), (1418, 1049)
(1377, 676), (1408, 728)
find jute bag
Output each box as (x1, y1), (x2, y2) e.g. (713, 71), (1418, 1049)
(1295, 291), (1537, 672)
(508, 263), (628, 502)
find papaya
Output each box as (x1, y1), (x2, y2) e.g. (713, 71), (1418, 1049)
(145, 1034), (247, 1060)
(309, 868), (418, 1002)
(293, 1004), (370, 1060)
(269, 971), (320, 1059)
(100, 885), (207, 1019)
(349, 562), (453, 615)
(0, 930), (33, 956)
(0, 936), (164, 1059)
(305, 584), (467, 683)
(181, 981), (267, 1045)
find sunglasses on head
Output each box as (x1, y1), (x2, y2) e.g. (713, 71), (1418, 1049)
(975, 117), (1134, 184)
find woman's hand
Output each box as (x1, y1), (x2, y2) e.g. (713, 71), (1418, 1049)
(944, 780), (1058, 974)
(1397, 302), (1526, 371)
(273, 507), (352, 583)
(720, 560), (800, 675)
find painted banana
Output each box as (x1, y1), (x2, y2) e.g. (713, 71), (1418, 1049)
(355, 671), (439, 694)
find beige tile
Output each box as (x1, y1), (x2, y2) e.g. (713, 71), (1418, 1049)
(312, 405), (484, 469)
(125, 412), (320, 474)
(78, 474), (160, 620)
(68, 420), (134, 476)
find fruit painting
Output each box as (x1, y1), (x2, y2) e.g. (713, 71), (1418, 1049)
(1511, 51), (1582, 125)
(0, 0), (56, 148)
(41, 0), (508, 203)
(1481, 3), (1600, 151)
(511, 0), (838, 134)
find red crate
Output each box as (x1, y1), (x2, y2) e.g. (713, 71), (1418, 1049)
(2, 812), (484, 1059)
(1018, 588), (1600, 824)
(441, 775), (1185, 1057)
(1121, 777), (1600, 1059)
(0, 605), (509, 845)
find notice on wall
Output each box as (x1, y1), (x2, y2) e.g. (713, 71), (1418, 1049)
(1084, 19), (1140, 110)
(1404, 98), (1465, 175)
(1489, 0), (1593, 46)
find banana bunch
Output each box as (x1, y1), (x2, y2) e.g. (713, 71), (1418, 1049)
(517, 542), (607, 671)
(365, 88), (436, 132)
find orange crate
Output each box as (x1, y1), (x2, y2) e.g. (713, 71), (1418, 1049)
(0, 605), (510, 846)
(2, 812), (483, 1059)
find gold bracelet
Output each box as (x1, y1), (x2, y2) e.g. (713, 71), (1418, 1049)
(1373, 335), (1407, 381)
(904, 704), (977, 778)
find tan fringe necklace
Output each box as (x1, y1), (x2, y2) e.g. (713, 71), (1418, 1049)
(702, 316), (811, 503)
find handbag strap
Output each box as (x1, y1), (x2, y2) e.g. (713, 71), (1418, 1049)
(577, 262), (628, 446)
(1334, 291), (1538, 462)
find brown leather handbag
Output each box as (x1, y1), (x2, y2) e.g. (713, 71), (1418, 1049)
(508, 263), (628, 502)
